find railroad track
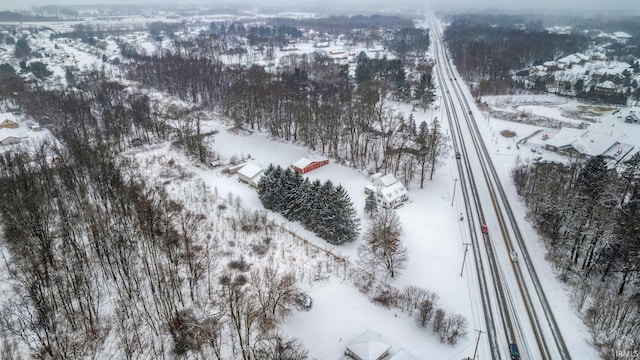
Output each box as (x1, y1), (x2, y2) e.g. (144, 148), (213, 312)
(428, 15), (571, 360)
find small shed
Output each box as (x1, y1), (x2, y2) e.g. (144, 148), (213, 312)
(237, 163), (264, 187)
(0, 113), (18, 129)
(26, 121), (42, 131)
(292, 157), (329, 174)
(345, 330), (391, 360)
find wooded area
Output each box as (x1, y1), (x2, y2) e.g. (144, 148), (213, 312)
(512, 154), (640, 357)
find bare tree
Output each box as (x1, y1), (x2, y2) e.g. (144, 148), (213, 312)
(358, 207), (408, 278)
(252, 333), (309, 360)
(415, 292), (440, 327)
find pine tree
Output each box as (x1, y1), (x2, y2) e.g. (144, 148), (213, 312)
(312, 180), (336, 241)
(281, 169), (304, 220)
(331, 185), (360, 244)
(364, 191), (378, 217)
(258, 164), (276, 210)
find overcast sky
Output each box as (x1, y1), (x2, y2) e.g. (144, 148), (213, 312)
(0, 0), (638, 14)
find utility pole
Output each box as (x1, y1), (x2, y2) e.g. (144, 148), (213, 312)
(451, 178), (458, 206)
(460, 243), (471, 277)
(472, 329), (485, 360)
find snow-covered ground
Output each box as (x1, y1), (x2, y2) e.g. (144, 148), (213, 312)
(3, 11), (640, 360)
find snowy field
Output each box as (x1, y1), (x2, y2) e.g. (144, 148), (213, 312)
(2, 11), (640, 360)
(129, 89), (640, 359)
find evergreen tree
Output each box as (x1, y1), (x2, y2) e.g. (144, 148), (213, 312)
(288, 178), (311, 222)
(281, 168), (304, 220)
(311, 180), (336, 241)
(364, 191), (378, 217)
(299, 179), (322, 231)
(258, 164), (281, 210)
(331, 185), (360, 244)
(27, 61), (53, 80)
(14, 38), (31, 59)
(0, 63), (14, 76)
(355, 51), (372, 84)
(608, 192), (640, 295)
(576, 155), (616, 205)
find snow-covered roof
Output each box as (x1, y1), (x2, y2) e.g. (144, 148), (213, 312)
(596, 80), (617, 89)
(292, 156), (327, 169)
(0, 112), (16, 122)
(371, 173), (399, 188)
(613, 31), (632, 39)
(380, 181), (408, 204)
(557, 53), (587, 64)
(237, 162), (263, 178)
(0, 128), (28, 141)
(546, 128), (617, 156)
(379, 174), (398, 187)
(346, 330), (391, 360)
(388, 349), (416, 360)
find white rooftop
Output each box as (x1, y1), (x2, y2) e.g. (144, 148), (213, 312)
(380, 181), (408, 203)
(237, 162), (263, 178)
(546, 128), (618, 156)
(388, 349), (417, 360)
(292, 156), (327, 169)
(0, 112), (16, 121)
(346, 330), (391, 360)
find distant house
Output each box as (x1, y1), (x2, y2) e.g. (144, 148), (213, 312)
(26, 121), (42, 131)
(0, 135), (22, 146)
(594, 80), (618, 94)
(545, 128), (619, 157)
(365, 173), (408, 208)
(0, 113), (18, 129)
(345, 330), (391, 360)
(237, 163), (264, 187)
(291, 157), (329, 174)
(625, 113), (640, 124)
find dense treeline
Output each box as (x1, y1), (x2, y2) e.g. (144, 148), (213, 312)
(0, 73), (309, 359)
(269, 15), (415, 35)
(512, 155), (640, 358)
(124, 41), (447, 186)
(444, 15), (588, 88)
(258, 165), (360, 245)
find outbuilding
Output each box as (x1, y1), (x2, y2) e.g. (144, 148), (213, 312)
(291, 157), (329, 174)
(0, 113), (18, 129)
(237, 163), (264, 187)
(0, 135), (22, 146)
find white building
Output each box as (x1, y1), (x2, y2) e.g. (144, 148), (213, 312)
(237, 162), (264, 187)
(345, 330), (391, 360)
(365, 173), (408, 208)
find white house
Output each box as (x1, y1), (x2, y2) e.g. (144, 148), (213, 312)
(366, 173), (408, 208)
(237, 163), (264, 187)
(345, 330), (391, 360)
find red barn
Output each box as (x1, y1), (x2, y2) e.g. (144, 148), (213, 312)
(291, 157), (329, 174)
